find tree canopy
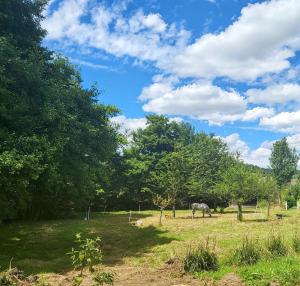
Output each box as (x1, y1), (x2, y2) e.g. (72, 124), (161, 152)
(1, 0), (298, 222)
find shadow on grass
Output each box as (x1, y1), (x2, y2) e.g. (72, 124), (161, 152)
(0, 213), (175, 275)
(180, 215), (219, 220)
(224, 210), (259, 214)
(243, 218), (269, 223)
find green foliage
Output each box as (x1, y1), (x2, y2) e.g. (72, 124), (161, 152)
(215, 163), (260, 220)
(152, 195), (174, 210)
(283, 184), (300, 208)
(238, 257), (300, 286)
(188, 133), (234, 207)
(0, 0), (119, 220)
(184, 239), (218, 273)
(266, 234), (287, 257)
(72, 275), (83, 286)
(68, 233), (103, 275)
(0, 272), (11, 286)
(184, 244), (219, 273)
(150, 150), (190, 216)
(93, 271), (115, 286)
(270, 138), (299, 188)
(292, 232), (300, 253)
(232, 237), (260, 265)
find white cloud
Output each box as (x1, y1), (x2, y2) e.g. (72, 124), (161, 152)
(44, 0), (300, 82)
(111, 115), (147, 135)
(140, 80), (274, 125)
(247, 84), (300, 105)
(222, 133), (272, 168)
(43, 0), (190, 66)
(172, 0), (300, 80)
(223, 133), (300, 168)
(260, 110), (300, 133)
(222, 133), (250, 158)
(43, 0), (300, 135)
(111, 115), (184, 137)
(70, 58), (113, 70)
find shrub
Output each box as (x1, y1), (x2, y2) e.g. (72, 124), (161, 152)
(183, 243), (218, 272)
(233, 237), (260, 265)
(68, 233), (103, 275)
(266, 234), (287, 257)
(0, 273), (11, 286)
(292, 232), (300, 253)
(93, 271), (115, 286)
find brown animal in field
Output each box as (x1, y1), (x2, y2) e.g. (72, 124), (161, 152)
(165, 214), (172, 219)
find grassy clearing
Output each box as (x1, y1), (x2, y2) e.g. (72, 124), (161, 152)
(0, 208), (300, 284)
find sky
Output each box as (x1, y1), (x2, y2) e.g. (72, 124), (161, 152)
(42, 0), (300, 168)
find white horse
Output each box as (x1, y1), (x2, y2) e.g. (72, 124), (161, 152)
(191, 203), (212, 218)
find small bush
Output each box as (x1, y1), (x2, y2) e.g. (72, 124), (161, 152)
(233, 237), (260, 265)
(93, 271), (114, 286)
(183, 244), (218, 272)
(68, 233), (103, 275)
(0, 273), (11, 286)
(266, 234), (287, 257)
(292, 232), (300, 253)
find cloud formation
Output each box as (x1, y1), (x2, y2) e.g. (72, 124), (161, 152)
(173, 0), (300, 80)
(140, 79), (274, 125)
(246, 84), (300, 105)
(43, 0), (190, 66)
(43, 0), (300, 167)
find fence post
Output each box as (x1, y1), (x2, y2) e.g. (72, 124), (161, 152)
(129, 210), (132, 224)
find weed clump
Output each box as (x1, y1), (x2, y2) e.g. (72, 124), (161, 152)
(93, 271), (115, 286)
(184, 239), (218, 272)
(266, 234), (287, 257)
(292, 232), (300, 253)
(233, 237), (260, 265)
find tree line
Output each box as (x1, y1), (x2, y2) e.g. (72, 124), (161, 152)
(0, 0), (299, 222)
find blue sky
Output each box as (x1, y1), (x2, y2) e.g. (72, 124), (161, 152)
(42, 0), (300, 168)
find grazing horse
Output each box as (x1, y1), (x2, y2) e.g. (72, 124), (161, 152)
(191, 203), (212, 218)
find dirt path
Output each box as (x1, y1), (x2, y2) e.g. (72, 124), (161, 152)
(43, 265), (245, 286)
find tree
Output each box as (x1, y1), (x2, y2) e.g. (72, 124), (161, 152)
(216, 163), (259, 221)
(0, 0), (120, 220)
(270, 138), (299, 203)
(282, 182), (300, 209)
(257, 174), (278, 217)
(150, 150), (190, 218)
(121, 115), (195, 209)
(152, 194), (174, 225)
(188, 133), (234, 209)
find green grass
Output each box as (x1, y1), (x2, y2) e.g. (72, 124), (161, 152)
(0, 208), (300, 285)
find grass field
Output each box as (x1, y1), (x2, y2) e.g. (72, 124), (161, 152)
(1, 208), (300, 285)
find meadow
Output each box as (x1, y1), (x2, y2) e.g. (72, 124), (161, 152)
(1, 208), (300, 285)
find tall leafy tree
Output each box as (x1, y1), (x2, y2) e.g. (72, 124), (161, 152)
(150, 150), (190, 218)
(257, 174), (278, 217)
(270, 138), (298, 203)
(188, 133), (234, 209)
(215, 163), (259, 221)
(122, 115), (195, 209)
(0, 0), (120, 220)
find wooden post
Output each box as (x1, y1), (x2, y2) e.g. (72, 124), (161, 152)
(87, 205), (91, 221)
(129, 210), (132, 224)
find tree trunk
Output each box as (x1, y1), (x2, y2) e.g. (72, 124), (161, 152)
(172, 205), (176, 218)
(267, 201), (271, 217)
(159, 209), (163, 225)
(278, 186), (282, 205)
(213, 202), (217, 213)
(237, 203), (243, 221)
